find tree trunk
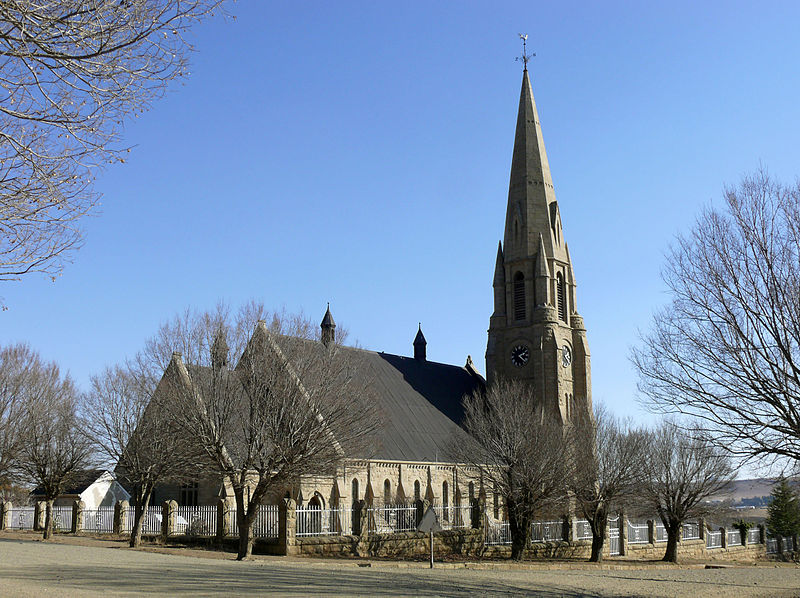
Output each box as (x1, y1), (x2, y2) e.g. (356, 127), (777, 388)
(663, 523), (680, 563)
(589, 510), (607, 563)
(130, 490), (152, 548)
(234, 488), (255, 561)
(508, 506), (530, 561)
(42, 499), (55, 540)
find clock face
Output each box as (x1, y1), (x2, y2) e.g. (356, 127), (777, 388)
(562, 345), (572, 368)
(510, 344), (530, 367)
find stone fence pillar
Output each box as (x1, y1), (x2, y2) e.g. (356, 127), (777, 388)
(720, 527), (727, 549)
(72, 500), (84, 533)
(355, 501), (369, 558)
(476, 499), (486, 533)
(619, 511), (628, 556)
(758, 523), (766, 545)
(114, 500), (128, 535)
(0, 501), (11, 530)
(698, 518), (707, 542)
(216, 498), (233, 541)
(562, 515), (572, 542)
(162, 500), (177, 540)
(34, 500), (46, 531)
(278, 498), (297, 556)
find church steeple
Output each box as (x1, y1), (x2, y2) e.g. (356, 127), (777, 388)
(485, 65), (591, 425)
(504, 68), (564, 263)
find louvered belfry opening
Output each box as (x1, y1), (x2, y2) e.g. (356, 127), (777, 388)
(557, 273), (566, 322)
(513, 272), (525, 320)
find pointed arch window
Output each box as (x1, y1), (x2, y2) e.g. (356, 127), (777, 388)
(557, 272), (566, 322)
(513, 272), (525, 320)
(352, 479), (359, 503)
(442, 481), (449, 521)
(414, 480), (421, 502)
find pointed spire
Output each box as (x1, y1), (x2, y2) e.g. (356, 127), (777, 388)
(504, 68), (565, 262)
(211, 328), (228, 370)
(413, 323), (427, 362)
(493, 241), (505, 287)
(320, 303), (336, 346)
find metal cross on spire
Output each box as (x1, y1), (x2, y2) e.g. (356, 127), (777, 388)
(516, 33), (535, 70)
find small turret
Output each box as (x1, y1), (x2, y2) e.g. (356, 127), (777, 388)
(211, 329), (228, 370)
(413, 324), (427, 362)
(320, 303), (336, 346)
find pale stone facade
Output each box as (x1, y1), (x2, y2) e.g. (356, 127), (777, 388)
(485, 68), (592, 424)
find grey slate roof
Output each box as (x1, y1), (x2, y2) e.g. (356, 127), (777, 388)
(332, 346), (484, 462)
(30, 469), (107, 497)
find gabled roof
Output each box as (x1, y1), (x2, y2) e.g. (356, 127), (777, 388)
(30, 469), (110, 497)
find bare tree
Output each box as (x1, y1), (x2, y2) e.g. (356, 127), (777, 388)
(566, 404), (647, 562)
(148, 304), (378, 560)
(0, 343), (34, 485)
(459, 378), (566, 561)
(639, 421), (733, 563)
(632, 170), (800, 466)
(0, 0), (225, 283)
(83, 360), (201, 547)
(14, 351), (92, 539)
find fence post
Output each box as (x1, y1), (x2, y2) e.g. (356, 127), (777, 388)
(34, 500), (46, 531)
(162, 500), (177, 541)
(216, 498), (230, 541)
(720, 527), (727, 549)
(619, 511), (628, 556)
(278, 498), (297, 556)
(562, 515), (572, 542)
(73, 500), (84, 533)
(0, 501), (10, 530)
(114, 500), (128, 535)
(356, 501), (369, 557)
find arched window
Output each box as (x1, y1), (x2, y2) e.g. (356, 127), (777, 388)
(442, 481), (449, 521)
(513, 272), (525, 320)
(383, 479), (391, 506)
(557, 272), (566, 322)
(493, 484), (499, 520)
(414, 480), (421, 502)
(352, 479), (359, 504)
(468, 482), (475, 501)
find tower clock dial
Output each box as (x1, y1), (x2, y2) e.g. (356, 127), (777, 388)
(562, 345), (572, 367)
(510, 344), (530, 367)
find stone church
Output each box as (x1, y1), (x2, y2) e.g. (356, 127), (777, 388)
(154, 66), (592, 518)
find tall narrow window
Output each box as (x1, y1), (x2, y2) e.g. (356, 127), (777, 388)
(557, 272), (566, 322)
(442, 481), (449, 521)
(513, 272), (525, 320)
(180, 482), (198, 507)
(414, 480), (421, 502)
(383, 480), (391, 505)
(352, 479), (359, 503)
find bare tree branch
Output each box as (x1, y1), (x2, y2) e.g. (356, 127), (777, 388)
(0, 0), (226, 283)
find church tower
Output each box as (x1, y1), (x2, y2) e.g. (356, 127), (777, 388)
(485, 67), (591, 424)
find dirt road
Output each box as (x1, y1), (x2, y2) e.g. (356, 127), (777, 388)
(1, 535), (799, 597)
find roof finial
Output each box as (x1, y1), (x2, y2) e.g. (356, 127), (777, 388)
(515, 33), (535, 71)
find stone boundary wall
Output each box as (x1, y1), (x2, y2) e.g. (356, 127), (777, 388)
(0, 498), (774, 562)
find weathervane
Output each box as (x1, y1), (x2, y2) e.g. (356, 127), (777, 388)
(516, 33), (535, 70)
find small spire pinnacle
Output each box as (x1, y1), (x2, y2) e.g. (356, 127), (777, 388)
(515, 33), (535, 71)
(321, 303), (336, 346)
(413, 324), (427, 362)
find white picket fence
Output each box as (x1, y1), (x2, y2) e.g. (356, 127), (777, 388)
(747, 528), (760, 544)
(81, 507), (115, 533)
(53, 506), (73, 532)
(531, 520), (563, 542)
(122, 506), (162, 535)
(485, 518), (510, 545)
(682, 522), (700, 540)
(706, 530), (723, 548)
(627, 521), (649, 545)
(8, 507), (35, 530)
(368, 504), (416, 534)
(575, 519), (593, 540)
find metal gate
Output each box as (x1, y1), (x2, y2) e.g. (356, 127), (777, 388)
(608, 517), (620, 556)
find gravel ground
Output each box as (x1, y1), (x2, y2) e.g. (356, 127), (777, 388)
(1, 534), (799, 597)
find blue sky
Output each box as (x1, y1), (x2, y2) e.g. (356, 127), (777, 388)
(3, 1), (800, 431)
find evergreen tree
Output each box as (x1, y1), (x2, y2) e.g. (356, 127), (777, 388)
(766, 477), (800, 541)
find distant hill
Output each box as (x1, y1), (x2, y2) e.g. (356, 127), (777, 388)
(708, 477), (799, 507)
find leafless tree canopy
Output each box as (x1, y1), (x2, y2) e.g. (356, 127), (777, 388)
(0, 0), (224, 282)
(633, 171), (800, 466)
(149, 304), (377, 559)
(640, 421), (733, 562)
(12, 347), (92, 539)
(0, 343), (34, 484)
(83, 360), (202, 547)
(460, 378), (566, 560)
(566, 404), (647, 562)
